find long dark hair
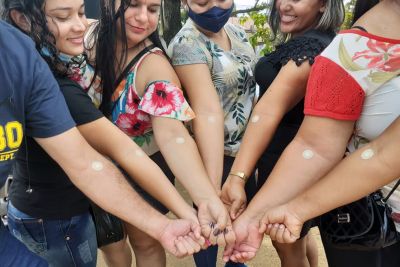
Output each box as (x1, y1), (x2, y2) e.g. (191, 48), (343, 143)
(2, 0), (69, 76)
(351, 0), (379, 25)
(88, 0), (166, 117)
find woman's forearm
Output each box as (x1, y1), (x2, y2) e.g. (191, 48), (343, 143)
(230, 61), (311, 183)
(77, 118), (196, 221)
(290, 117), (400, 222)
(230, 108), (282, 179)
(192, 112), (225, 189)
(36, 128), (171, 240)
(115, 150), (196, 221)
(153, 118), (220, 204)
(243, 117), (354, 219)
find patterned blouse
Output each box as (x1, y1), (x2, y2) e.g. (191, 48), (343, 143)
(70, 48), (195, 156)
(168, 19), (257, 156)
(304, 29), (400, 230)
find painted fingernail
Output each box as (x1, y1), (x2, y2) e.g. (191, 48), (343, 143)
(213, 228), (221, 236)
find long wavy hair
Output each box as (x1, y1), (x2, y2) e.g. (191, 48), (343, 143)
(269, 0), (344, 43)
(351, 0), (379, 25)
(2, 0), (69, 77)
(88, 0), (166, 117)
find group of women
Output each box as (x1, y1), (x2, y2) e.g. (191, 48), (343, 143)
(1, 0), (399, 267)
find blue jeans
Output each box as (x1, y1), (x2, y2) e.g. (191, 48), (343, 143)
(7, 202), (97, 267)
(0, 220), (48, 267)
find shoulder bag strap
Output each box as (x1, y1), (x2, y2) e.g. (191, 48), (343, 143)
(113, 44), (156, 89)
(383, 179), (400, 203)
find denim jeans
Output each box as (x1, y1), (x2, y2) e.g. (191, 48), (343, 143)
(0, 220), (48, 267)
(7, 202), (97, 267)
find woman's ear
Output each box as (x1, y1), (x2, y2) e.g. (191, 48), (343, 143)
(10, 9), (31, 32)
(320, 0), (327, 13)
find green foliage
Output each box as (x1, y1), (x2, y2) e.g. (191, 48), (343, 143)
(239, 11), (274, 56)
(342, 0), (357, 29)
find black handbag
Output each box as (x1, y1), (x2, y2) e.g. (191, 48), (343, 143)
(320, 179), (400, 251)
(90, 203), (125, 248)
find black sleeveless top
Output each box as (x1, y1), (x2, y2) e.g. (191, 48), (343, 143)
(255, 29), (335, 178)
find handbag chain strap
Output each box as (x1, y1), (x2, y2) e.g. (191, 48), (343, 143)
(382, 179), (400, 203)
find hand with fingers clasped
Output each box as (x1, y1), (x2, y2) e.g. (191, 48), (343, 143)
(197, 197), (236, 247)
(157, 218), (205, 258)
(221, 175), (247, 220)
(223, 213), (263, 263)
(259, 204), (304, 244)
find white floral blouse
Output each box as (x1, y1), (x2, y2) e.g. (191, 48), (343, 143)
(168, 19), (257, 156)
(304, 29), (400, 230)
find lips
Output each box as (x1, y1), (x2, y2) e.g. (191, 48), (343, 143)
(68, 37), (84, 45)
(280, 14), (297, 23)
(127, 24), (146, 33)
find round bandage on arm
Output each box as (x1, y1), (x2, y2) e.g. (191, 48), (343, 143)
(361, 148), (375, 160)
(175, 137), (186, 144)
(207, 116), (216, 123)
(135, 150), (145, 157)
(251, 115), (260, 123)
(302, 149), (315, 160)
(91, 161), (104, 171)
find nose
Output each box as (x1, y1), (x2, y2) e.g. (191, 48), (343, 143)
(135, 5), (149, 23)
(278, 0), (292, 11)
(72, 15), (87, 32)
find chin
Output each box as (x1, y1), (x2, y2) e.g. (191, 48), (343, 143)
(279, 27), (292, 34)
(67, 49), (84, 57)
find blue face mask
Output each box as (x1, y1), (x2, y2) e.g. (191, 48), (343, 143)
(188, 4), (234, 33)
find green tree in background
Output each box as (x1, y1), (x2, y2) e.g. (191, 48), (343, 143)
(342, 0), (357, 29)
(239, 10), (274, 55)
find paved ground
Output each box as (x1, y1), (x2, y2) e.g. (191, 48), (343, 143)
(97, 181), (328, 267)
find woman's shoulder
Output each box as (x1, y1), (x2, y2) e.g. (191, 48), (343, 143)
(136, 48), (181, 91)
(267, 30), (335, 67)
(169, 20), (204, 47)
(291, 29), (335, 48)
(56, 76), (88, 98)
(225, 22), (248, 41)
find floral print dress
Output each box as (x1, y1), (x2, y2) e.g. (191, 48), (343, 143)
(304, 29), (400, 230)
(70, 48), (195, 156)
(168, 19), (257, 156)
(110, 48), (195, 155)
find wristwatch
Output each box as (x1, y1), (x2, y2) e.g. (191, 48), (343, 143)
(229, 171), (248, 182)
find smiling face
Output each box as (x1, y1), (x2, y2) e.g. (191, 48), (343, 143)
(277, 0), (326, 35)
(44, 0), (87, 56)
(116, 0), (161, 48)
